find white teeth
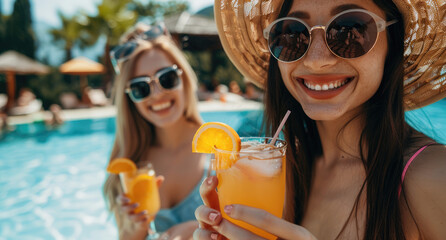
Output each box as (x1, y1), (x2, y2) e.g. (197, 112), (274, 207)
(151, 101), (172, 111)
(304, 79), (350, 91)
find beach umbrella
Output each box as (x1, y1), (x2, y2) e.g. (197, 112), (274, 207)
(0, 50), (50, 109)
(59, 57), (105, 90)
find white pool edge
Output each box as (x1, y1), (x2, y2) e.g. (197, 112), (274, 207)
(7, 100), (264, 125)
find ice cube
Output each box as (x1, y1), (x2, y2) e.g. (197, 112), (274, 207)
(235, 157), (282, 177)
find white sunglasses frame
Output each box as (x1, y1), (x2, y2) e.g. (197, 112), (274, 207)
(125, 64), (183, 103)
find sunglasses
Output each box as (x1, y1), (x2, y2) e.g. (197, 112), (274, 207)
(110, 23), (169, 73)
(125, 65), (183, 102)
(263, 9), (397, 62)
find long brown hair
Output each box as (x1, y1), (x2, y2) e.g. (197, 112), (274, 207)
(103, 36), (202, 220)
(264, 1), (411, 239)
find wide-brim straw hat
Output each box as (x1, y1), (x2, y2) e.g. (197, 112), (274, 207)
(215, 0), (446, 110)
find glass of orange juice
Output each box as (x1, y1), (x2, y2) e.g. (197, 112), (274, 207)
(119, 163), (161, 239)
(214, 137), (287, 240)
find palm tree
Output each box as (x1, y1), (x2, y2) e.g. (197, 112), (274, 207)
(49, 12), (85, 62)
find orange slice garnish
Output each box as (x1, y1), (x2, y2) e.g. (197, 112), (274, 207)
(106, 158), (137, 174)
(192, 122), (241, 170)
(192, 122), (241, 153)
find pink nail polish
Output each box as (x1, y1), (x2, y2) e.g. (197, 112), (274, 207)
(224, 205), (233, 215)
(210, 233), (218, 240)
(209, 212), (218, 222)
(206, 177), (213, 185)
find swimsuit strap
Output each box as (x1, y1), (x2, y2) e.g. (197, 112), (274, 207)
(398, 143), (435, 197)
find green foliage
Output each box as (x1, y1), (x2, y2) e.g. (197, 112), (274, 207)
(49, 12), (86, 61)
(0, 12), (7, 54)
(1, 0), (246, 108)
(184, 50), (244, 91)
(131, 1), (189, 20)
(26, 68), (75, 109)
(4, 0), (35, 58)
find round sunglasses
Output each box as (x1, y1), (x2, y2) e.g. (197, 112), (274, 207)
(263, 9), (398, 62)
(125, 65), (183, 102)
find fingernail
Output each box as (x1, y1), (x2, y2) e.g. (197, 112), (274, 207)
(206, 177), (213, 185)
(224, 205), (233, 215)
(141, 210), (148, 215)
(209, 212), (219, 222)
(210, 233), (218, 240)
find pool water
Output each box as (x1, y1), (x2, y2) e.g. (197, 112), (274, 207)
(0, 102), (445, 239)
(0, 110), (263, 239)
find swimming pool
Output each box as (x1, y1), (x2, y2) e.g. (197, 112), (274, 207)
(0, 110), (263, 239)
(0, 102), (445, 239)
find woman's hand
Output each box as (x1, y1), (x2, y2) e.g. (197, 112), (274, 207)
(193, 176), (317, 240)
(158, 220), (199, 240)
(115, 175), (165, 239)
(116, 194), (151, 230)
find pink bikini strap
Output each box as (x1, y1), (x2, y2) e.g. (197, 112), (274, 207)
(398, 143), (435, 197)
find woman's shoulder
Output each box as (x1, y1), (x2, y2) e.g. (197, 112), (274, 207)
(404, 142), (446, 178)
(403, 135), (446, 190)
(402, 142), (446, 238)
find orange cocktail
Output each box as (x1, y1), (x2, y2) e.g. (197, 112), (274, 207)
(120, 164), (160, 219)
(214, 137), (287, 240)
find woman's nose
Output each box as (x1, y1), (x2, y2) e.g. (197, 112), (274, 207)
(149, 81), (164, 97)
(302, 29), (337, 70)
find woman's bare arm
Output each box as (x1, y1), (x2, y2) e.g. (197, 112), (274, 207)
(403, 144), (446, 239)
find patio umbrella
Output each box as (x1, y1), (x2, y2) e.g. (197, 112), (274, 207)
(0, 50), (50, 110)
(59, 57), (105, 91)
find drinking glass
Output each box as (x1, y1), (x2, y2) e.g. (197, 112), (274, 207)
(214, 137), (287, 240)
(120, 163), (161, 239)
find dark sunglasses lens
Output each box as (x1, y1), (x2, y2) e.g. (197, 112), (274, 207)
(159, 70), (180, 89)
(130, 81), (151, 101)
(327, 11), (378, 58)
(142, 25), (164, 40)
(113, 42), (137, 61)
(268, 19), (310, 62)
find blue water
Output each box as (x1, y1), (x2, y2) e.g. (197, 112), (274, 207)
(0, 102), (444, 240)
(0, 110), (263, 240)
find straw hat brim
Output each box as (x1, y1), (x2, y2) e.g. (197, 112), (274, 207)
(215, 0), (446, 110)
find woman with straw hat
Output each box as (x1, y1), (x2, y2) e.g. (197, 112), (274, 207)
(194, 0), (446, 239)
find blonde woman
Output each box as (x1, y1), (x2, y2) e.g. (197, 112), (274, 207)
(104, 23), (209, 240)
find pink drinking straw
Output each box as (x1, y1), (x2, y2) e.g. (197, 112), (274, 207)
(270, 110), (291, 146)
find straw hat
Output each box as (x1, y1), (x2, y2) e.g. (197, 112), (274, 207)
(215, 0), (446, 110)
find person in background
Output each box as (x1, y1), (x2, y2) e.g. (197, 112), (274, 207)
(16, 88), (36, 107)
(0, 111), (8, 134)
(228, 81), (242, 96)
(44, 104), (64, 128)
(195, 0), (446, 239)
(243, 82), (263, 102)
(104, 22), (209, 240)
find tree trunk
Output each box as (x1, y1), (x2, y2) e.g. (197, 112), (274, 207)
(103, 43), (114, 99)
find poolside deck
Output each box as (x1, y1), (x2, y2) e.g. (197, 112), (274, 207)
(7, 99), (263, 125)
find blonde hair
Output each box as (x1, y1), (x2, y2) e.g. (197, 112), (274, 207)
(103, 35), (202, 224)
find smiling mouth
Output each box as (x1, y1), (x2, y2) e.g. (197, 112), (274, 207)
(300, 77), (354, 91)
(151, 100), (173, 111)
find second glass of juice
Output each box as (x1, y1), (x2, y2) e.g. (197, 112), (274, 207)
(214, 137), (287, 240)
(119, 163), (161, 220)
